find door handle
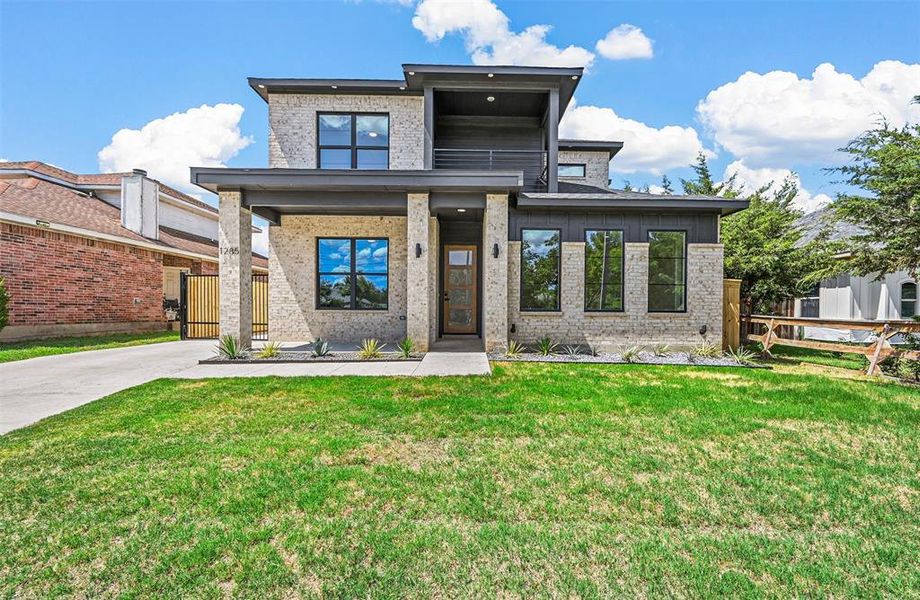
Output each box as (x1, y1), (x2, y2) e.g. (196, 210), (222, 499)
(443, 291), (449, 302)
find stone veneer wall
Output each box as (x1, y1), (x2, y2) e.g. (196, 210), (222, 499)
(507, 242), (724, 349)
(268, 93), (425, 169)
(268, 215), (408, 342)
(558, 150), (611, 189)
(428, 216), (439, 344)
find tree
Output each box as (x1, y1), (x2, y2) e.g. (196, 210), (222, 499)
(622, 179), (634, 192)
(660, 175), (674, 195)
(681, 153), (742, 198)
(828, 120), (920, 280)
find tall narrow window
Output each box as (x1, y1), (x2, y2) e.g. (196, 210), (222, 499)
(800, 284), (820, 318)
(648, 231), (686, 312)
(318, 113), (389, 169)
(585, 230), (624, 311)
(317, 238), (389, 310)
(521, 229), (561, 311)
(901, 282), (917, 318)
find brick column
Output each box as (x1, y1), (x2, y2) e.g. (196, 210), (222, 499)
(406, 193), (430, 351)
(219, 190), (252, 348)
(483, 193), (509, 352)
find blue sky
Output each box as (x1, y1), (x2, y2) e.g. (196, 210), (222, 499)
(2, 0), (918, 218)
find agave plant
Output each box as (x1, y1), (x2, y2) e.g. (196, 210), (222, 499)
(358, 338), (383, 360)
(653, 343), (670, 357)
(561, 344), (582, 357)
(585, 344), (600, 357)
(215, 335), (245, 360)
(536, 336), (559, 356)
(620, 345), (643, 363)
(728, 346), (758, 366)
(504, 339), (525, 357)
(257, 341), (282, 359)
(692, 341), (722, 359)
(397, 337), (415, 358)
(311, 337), (330, 357)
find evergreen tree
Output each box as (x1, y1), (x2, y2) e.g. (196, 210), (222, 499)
(660, 174), (674, 195)
(622, 180), (634, 192)
(681, 153), (741, 198)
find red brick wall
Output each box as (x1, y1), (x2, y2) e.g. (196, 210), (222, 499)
(0, 223), (165, 326)
(162, 254), (218, 275)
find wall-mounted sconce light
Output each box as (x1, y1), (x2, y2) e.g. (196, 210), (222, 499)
(415, 243), (422, 258)
(699, 324), (708, 336)
(492, 243), (500, 258)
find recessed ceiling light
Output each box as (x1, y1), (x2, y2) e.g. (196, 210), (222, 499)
(399, 86), (406, 90)
(408, 71), (415, 76)
(486, 96), (495, 102)
(257, 84), (266, 89)
(457, 208), (466, 213)
(571, 75), (579, 80)
(487, 73), (494, 78)
(331, 85), (338, 89)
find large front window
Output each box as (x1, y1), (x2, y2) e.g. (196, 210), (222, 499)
(317, 238), (389, 310)
(585, 230), (624, 311)
(318, 113), (389, 169)
(520, 229), (560, 311)
(648, 231), (686, 312)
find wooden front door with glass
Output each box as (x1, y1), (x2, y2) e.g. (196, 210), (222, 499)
(443, 245), (477, 334)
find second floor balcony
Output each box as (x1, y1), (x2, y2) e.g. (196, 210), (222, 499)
(433, 148), (547, 192)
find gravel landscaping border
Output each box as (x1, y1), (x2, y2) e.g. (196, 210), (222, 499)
(487, 351), (762, 368)
(201, 351), (425, 365)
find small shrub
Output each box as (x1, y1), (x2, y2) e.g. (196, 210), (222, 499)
(397, 337), (415, 358)
(358, 338), (383, 360)
(216, 335), (245, 360)
(311, 338), (330, 357)
(653, 343), (670, 357)
(504, 340), (525, 357)
(561, 344), (582, 357)
(257, 341), (282, 359)
(536, 336), (558, 356)
(621, 345), (642, 363)
(586, 344), (600, 357)
(728, 346), (758, 366)
(0, 277), (9, 333)
(692, 341), (722, 359)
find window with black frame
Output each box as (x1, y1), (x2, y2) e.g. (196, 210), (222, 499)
(317, 113), (389, 169)
(558, 163), (586, 177)
(521, 229), (561, 311)
(585, 230), (624, 311)
(647, 231), (686, 312)
(901, 282), (917, 318)
(800, 284), (820, 318)
(317, 238), (389, 310)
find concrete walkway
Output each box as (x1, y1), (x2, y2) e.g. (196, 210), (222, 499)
(1, 342), (490, 435)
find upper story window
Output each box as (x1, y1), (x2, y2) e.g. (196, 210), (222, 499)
(317, 237), (389, 310)
(902, 282), (917, 318)
(648, 230), (687, 312)
(558, 163), (586, 178)
(585, 230), (624, 311)
(318, 113), (389, 169)
(520, 229), (561, 311)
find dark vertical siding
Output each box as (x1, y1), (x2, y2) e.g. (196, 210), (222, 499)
(508, 209), (720, 243)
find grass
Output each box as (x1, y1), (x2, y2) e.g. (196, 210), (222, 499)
(754, 343), (868, 371)
(1, 363), (918, 597)
(0, 330), (179, 363)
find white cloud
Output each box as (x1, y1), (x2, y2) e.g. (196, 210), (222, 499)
(97, 103), (253, 195)
(724, 159), (832, 213)
(698, 60), (920, 167)
(595, 24), (653, 60)
(252, 220), (270, 257)
(560, 100), (711, 175)
(412, 0), (594, 67)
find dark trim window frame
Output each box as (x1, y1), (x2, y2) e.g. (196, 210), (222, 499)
(558, 163), (586, 178)
(316, 237), (389, 310)
(520, 228), (562, 312)
(584, 229), (625, 312)
(800, 283), (821, 318)
(647, 230), (688, 313)
(317, 112), (390, 170)
(901, 281), (917, 319)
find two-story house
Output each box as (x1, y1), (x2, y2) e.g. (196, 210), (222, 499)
(191, 64), (748, 352)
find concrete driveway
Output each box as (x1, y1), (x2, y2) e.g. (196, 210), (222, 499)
(0, 341), (214, 435)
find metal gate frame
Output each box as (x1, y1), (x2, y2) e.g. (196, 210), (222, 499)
(180, 273), (268, 341)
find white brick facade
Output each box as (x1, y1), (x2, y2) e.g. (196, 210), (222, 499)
(268, 93), (425, 169)
(558, 150), (611, 189)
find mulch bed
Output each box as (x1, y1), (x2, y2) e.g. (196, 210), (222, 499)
(201, 351), (425, 365)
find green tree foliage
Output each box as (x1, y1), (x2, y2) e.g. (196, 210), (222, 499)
(681, 153), (742, 198)
(660, 175), (674, 195)
(521, 230), (560, 310)
(0, 277), (8, 332)
(828, 120), (920, 280)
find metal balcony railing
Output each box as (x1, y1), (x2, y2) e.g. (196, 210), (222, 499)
(433, 148), (547, 191)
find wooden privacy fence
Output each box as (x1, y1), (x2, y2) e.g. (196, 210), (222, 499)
(722, 279), (741, 351)
(743, 315), (920, 375)
(180, 273), (268, 340)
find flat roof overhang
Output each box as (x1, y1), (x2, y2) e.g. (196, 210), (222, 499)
(191, 168), (522, 224)
(558, 139), (624, 160)
(517, 194), (750, 216)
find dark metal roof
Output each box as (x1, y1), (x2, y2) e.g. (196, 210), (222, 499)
(519, 188), (749, 215)
(248, 78), (414, 101)
(558, 139), (624, 159)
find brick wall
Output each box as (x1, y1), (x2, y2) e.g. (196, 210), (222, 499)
(0, 223), (164, 329)
(268, 215), (408, 342)
(508, 241), (724, 350)
(162, 254), (217, 275)
(267, 93), (425, 169)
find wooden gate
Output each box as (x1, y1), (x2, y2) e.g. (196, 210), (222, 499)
(722, 278), (741, 351)
(180, 273), (268, 340)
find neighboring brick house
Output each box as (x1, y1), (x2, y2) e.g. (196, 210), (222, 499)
(192, 64), (748, 352)
(0, 161), (267, 341)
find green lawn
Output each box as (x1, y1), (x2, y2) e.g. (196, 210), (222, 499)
(0, 330), (180, 363)
(747, 343), (868, 371)
(1, 363), (918, 597)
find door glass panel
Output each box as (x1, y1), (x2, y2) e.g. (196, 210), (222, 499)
(448, 250), (473, 266)
(448, 268), (473, 286)
(449, 308), (473, 327)
(448, 289), (473, 305)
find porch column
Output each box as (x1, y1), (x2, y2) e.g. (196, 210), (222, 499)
(406, 193), (431, 351)
(219, 190), (252, 347)
(483, 193), (509, 352)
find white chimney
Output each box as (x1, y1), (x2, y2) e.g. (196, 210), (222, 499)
(120, 169), (159, 239)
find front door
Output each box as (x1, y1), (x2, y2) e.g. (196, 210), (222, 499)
(443, 244), (477, 334)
